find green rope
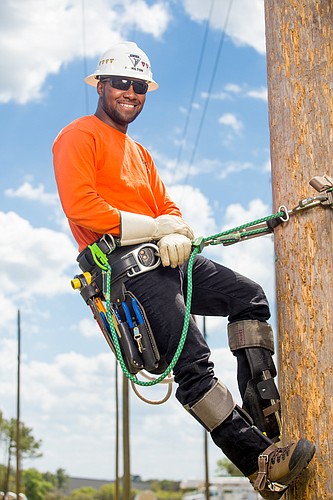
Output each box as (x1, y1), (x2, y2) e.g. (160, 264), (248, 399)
(102, 210), (285, 386)
(104, 246), (200, 386)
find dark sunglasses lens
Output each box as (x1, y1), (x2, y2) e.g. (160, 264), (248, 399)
(111, 79), (131, 91)
(111, 79), (148, 94)
(133, 81), (148, 94)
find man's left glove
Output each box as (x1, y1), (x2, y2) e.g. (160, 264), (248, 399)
(157, 234), (192, 268)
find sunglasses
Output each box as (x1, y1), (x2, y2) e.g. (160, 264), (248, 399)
(101, 77), (149, 95)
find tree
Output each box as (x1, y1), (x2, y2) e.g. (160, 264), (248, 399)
(215, 458), (242, 477)
(55, 468), (69, 491)
(66, 486), (98, 499)
(41, 468), (69, 494)
(96, 484), (115, 499)
(23, 468), (53, 500)
(0, 414), (42, 493)
(6, 418), (42, 459)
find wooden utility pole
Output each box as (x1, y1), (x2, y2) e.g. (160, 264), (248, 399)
(122, 375), (131, 499)
(16, 310), (21, 499)
(115, 360), (119, 500)
(264, 1), (333, 498)
(203, 318), (209, 500)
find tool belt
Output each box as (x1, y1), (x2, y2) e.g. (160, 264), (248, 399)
(73, 235), (163, 374)
(77, 234), (161, 284)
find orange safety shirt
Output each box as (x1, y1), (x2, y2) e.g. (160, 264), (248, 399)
(53, 115), (182, 252)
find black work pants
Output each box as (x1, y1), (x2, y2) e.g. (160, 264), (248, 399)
(125, 254), (271, 407)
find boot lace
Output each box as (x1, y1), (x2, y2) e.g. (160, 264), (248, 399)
(270, 443), (293, 465)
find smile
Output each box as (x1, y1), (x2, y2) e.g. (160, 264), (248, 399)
(119, 102), (136, 109)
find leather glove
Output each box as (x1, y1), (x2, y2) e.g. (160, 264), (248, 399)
(157, 234), (192, 268)
(155, 215), (194, 240)
(119, 211), (194, 246)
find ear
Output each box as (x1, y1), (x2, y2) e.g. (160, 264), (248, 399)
(96, 81), (104, 96)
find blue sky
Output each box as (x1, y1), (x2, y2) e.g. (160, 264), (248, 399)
(0, 0), (277, 483)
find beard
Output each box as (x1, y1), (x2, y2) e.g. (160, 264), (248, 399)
(101, 95), (144, 126)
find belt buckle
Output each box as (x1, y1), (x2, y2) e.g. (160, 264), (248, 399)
(99, 234), (117, 254)
(126, 243), (161, 278)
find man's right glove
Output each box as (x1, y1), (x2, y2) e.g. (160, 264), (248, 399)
(118, 211), (194, 246)
(157, 234), (192, 268)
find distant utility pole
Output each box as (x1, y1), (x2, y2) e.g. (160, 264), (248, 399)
(16, 310), (21, 499)
(264, 1), (333, 498)
(122, 375), (131, 499)
(203, 318), (209, 500)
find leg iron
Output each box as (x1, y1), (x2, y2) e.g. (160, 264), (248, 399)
(228, 320), (281, 441)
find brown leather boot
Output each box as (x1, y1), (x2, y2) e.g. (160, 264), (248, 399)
(248, 438), (315, 498)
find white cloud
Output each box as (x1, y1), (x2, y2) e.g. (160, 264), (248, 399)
(5, 181), (58, 205)
(76, 317), (101, 338)
(148, 148), (201, 185)
(217, 160), (253, 180)
(181, 0), (265, 54)
(0, 211), (77, 298)
(218, 112), (243, 134)
(201, 90), (230, 100)
(168, 184), (217, 238)
(0, 0), (170, 104)
(219, 199), (275, 304)
(202, 84), (267, 102)
(224, 83), (242, 94)
(246, 87), (268, 101)
(121, 0), (171, 38)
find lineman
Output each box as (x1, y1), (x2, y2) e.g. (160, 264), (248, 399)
(53, 41), (315, 498)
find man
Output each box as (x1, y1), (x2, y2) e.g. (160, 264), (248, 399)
(53, 41), (315, 498)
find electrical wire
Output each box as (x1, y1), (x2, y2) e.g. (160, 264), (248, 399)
(179, 0), (233, 198)
(172, 0), (216, 181)
(81, 0), (90, 115)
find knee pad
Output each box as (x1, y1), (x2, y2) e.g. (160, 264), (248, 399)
(228, 320), (281, 441)
(183, 379), (236, 432)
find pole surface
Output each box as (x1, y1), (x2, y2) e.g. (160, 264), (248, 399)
(264, 1), (333, 497)
(16, 310), (21, 498)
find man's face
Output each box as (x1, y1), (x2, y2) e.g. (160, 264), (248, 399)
(97, 78), (146, 131)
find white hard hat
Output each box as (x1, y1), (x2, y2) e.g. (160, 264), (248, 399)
(84, 41), (158, 91)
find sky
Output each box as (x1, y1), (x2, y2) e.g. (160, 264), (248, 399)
(0, 0), (278, 484)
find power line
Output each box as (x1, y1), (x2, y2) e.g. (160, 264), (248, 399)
(81, 0), (90, 115)
(180, 0), (233, 195)
(173, 0), (216, 177)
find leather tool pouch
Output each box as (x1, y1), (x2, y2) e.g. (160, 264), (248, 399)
(75, 242), (161, 375)
(122, 290), (160, 373)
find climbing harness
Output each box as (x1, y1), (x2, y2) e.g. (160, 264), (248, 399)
(71, 175), (333, 404)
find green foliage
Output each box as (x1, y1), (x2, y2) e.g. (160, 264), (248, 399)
(95, 483), (115, 499)
(215, 457), (242, 476)
(0, 412), (43, 493)
(45, 493), (67, 500)
(0, 413), (42, 465)
(66, 486), (98, 500)
(150, 480), (180, 493)
(23, 468), (54, 500)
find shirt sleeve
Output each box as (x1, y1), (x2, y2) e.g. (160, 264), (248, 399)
(53, 127), (121, 235)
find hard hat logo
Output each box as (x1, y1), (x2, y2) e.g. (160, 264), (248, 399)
(129, 54), (141, 68)
(84, 41), (159, 92)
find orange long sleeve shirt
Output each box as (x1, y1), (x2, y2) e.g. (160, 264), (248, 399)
(53, 115), (182, 252)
